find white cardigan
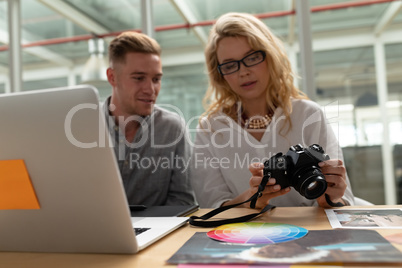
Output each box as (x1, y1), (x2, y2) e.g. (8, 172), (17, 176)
(190, 98), (355, 208)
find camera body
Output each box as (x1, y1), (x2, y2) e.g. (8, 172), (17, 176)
(263, 144), (330, 199)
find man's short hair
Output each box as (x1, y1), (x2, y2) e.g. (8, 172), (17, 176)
(108, 31), (161, 65)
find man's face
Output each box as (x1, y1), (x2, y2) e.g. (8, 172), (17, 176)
(107, 52), (163, 117)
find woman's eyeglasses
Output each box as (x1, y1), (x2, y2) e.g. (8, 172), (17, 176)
(217, 50), (266, 75)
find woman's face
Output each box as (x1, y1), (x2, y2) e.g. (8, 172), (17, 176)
(216, 36), (269, 106)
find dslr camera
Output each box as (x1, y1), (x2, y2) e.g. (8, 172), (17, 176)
(263, 144), (329, 199)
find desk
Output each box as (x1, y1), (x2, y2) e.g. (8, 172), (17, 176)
(1, 206), (402, 267)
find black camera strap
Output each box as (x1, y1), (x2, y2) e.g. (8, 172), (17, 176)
(189, 173), (276, 228)
(325, 194), (345, 207)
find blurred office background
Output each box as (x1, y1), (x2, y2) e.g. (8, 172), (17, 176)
(0, 0), (401, 205)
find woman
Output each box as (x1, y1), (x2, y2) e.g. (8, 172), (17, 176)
(190, 12), (354, 209)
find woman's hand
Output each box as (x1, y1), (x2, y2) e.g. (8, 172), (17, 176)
(221, 163), (290, 208)
(316, 159), (347, 208)
(246, 163), (290, 209)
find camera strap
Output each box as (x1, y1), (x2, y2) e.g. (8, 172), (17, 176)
(188, 172), (276, 228)
(325, 194), (344, 207)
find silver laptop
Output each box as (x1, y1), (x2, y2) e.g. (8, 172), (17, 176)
(0, 85), (188, 254)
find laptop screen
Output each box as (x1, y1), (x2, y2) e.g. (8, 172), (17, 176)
(0, 86), (138, 253)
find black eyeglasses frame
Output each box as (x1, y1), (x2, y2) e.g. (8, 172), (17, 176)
(217, 50), (266, 76)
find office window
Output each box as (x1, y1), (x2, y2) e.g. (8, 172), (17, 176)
(157, 63), (207, 134)
(22, 78), (68, 92)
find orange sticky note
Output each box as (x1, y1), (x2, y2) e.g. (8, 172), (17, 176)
(0, 159), (40, 209)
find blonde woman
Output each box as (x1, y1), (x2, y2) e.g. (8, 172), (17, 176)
(191, 12), (354, 209)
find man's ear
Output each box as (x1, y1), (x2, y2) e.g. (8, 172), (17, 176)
(106, 67), (115, 86)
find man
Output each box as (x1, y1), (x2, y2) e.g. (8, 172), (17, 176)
(104, 31), (196, 206)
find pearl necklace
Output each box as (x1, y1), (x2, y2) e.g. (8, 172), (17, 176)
(242, 114), (272, 129)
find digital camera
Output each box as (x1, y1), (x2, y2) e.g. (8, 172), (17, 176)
(263, 144), (329, 199)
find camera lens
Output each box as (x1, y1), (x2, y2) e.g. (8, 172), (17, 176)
(293, 168), (327, 199)
(307, 181), (319, 191)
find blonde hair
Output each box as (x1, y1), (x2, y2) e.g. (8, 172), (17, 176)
(203, 12), (308, 132)
(108, 31), (161, 66)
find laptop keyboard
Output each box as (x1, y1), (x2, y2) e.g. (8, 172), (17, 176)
(134, 227), (150, 235)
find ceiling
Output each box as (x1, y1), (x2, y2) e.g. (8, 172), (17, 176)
(0, 0), (401, 102)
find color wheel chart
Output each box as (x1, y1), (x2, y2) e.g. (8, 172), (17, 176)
(207, 222), (308, 245)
